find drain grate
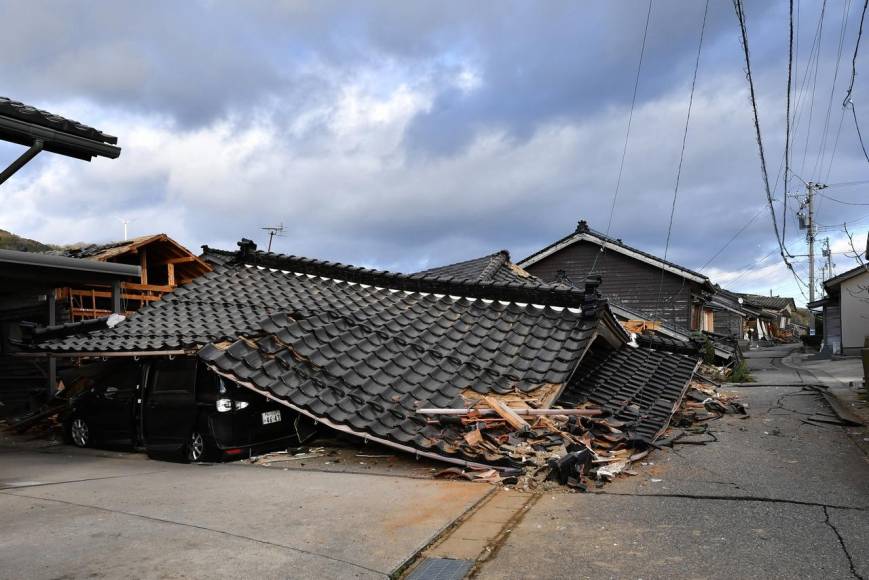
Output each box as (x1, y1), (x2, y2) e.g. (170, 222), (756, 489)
(406, 558), (474, 580)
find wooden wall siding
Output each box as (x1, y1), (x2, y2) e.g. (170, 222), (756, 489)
(714, 310), (744, 337)
(524, 241), (696, 328)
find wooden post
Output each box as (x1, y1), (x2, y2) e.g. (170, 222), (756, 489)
(47, 289), (56, 397)
(111, 280), (122, 314)
(167, 262), (175, 288)
(139, 247), (148, 286)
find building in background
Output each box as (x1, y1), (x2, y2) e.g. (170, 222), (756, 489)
(518, 220), (716, 332)
(808, 264), (869, 355)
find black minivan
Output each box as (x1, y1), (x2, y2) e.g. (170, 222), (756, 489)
(64, 357), (307, 462)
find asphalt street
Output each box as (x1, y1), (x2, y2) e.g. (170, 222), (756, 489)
(477, 345), (869, 580)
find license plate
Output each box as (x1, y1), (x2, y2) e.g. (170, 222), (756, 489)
(262, 410), (281, 425)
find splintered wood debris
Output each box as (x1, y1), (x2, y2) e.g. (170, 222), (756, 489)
(420, 388), (648, 492)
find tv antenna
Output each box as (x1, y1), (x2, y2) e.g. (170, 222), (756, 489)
(261, 223), (285, 252)
(118, 218), (135, 241)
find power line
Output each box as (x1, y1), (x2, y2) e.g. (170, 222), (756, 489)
(698, 205), (766, 272)
(845, 0), (869, 164)
(652, 0), (709, 321)
(811, 0), (851, 180)
(732, 0), (790, 266)
(733, 0), (813, 300)
(818, 191), (869, 204)
(844, 0), (868, 105)
(799, 1), (827, 177)
(589, 0), (653, 276)
(784, 0), (795, 243)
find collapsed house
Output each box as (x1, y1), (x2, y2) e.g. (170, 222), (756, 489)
(734, 293), (799, 342)
(27, 240), (700, 482)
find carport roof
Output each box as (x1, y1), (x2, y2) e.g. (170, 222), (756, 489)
(0, 249), (140, 295)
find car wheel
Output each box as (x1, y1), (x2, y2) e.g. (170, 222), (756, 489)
(186, 430), (206, 462)
(70, 417), (90, 448)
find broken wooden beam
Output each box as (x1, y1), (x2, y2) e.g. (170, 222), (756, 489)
(416, 408), (603, 417)
(483, 396), (531, 431)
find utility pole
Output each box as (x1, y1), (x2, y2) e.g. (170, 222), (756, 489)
(821, 237), (833, 281)
(798, 182), (826, 302)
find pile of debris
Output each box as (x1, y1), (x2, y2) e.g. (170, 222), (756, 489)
(660, 378), (748, 446)
(423, 390), (653, 491)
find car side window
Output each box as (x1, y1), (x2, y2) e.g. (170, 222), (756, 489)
(98, 364), (139, 394)
(151, 359), (196, 395)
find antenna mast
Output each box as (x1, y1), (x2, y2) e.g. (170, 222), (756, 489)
(261, 223), (285, 253)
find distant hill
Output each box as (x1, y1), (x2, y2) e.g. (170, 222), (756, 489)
(0, 229), (62, 253)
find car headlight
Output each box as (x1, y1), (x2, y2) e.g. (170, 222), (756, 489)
(216, 398), (233, 412)
(234, 401), (249, 410)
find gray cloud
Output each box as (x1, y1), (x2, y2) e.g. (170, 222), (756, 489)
(1, 0), (868, 305)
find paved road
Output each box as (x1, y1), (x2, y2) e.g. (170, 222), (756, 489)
(0, 447), (490, 579)
(478, 345), (869, 580)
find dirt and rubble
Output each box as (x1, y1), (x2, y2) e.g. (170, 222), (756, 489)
(244, 376), (747, 493)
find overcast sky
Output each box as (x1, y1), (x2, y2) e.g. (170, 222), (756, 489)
(2, 0), (868, 304)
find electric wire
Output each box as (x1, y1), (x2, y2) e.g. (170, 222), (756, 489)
(588, 0), (653, 277)
(812, 0), (851, 180)
(652, 0), (708, 321)
(799, 1), (827, 177)
(818, 191), (869, 204)
(697, 205), (766, 272)
(733, 0), (812, 299)
(784, 0), (795, 243)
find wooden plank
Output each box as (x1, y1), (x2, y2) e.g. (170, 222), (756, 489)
(464, 429), (483, 446)
(417, 408), (603, 417)
(482, 396), (531, 431)
(167, 262), (175, 287)
(121, 282), (174, 293)
(139, 247), (148, 285)
(155, 256), (197, 265)
(67, 289), (160, 301)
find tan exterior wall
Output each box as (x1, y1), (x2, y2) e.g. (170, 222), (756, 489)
(841, 269), (869, 354)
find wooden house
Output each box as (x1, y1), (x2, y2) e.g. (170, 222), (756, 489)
(57, 234), (211, 320)
(518, 220), (716, 331)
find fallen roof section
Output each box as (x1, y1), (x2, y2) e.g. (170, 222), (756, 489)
(559, 345), (700, 443)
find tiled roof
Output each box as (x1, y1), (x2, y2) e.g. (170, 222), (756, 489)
(36, 241), (701, 466)
(36, 243), (609, 354)
(201, 300), (602, 465)
(734, 293), (796, 311)
(417, 250), (543, 286)
(0, 96), (118, 145)
(519, 220), (712, 287)
(559, 345), (699, 443)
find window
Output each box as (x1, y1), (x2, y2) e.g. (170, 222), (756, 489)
(151, 359), (195, 394)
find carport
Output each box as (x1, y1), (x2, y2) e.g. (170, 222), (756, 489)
(0, 250), (139, 412)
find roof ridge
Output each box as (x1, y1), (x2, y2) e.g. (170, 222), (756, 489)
(478, 250), (510, 282)
(205, 242), (601, 310)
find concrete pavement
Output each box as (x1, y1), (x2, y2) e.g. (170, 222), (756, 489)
(0, 447), (491, 579)
(476, 345), (869, 580)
